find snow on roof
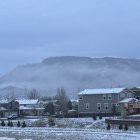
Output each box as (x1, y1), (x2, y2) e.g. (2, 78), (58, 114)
(17, 99), (38, 105)
(119, 98), (137, 103)
(136, 100), (140, 103)
(0, 107), (7, 110)
(78, 88), (125, 95)
(71, 99), (78, 102)
(0, 99), (10, 104)
(19, 106), (31, 110)
(19, 106), (44, 110)
(0, 137), (16, 140)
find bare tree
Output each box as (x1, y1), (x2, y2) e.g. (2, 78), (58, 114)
(55, 88), (69, 117)
(24, 87), (29, 98)
(27, 88), (40, 99)
(6, 87), (16, 101)
(40, 96), (52, 101)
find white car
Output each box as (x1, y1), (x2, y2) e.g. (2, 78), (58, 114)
(7, 114), (17, 120)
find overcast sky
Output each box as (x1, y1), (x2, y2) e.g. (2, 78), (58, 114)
(0, 0), (140, 74)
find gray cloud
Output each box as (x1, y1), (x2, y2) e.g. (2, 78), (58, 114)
(0, 0), (140, 74)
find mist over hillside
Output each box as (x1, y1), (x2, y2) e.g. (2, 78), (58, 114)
(0, 56), (140, 98)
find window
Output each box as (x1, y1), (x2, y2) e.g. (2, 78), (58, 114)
(104, 103), (108, 111)
(86, 103), (89, 109)
(129, 104), (133, 107)
(112, 103), (119, 107)
(108, 94), (112, 100)
(97, 103), (101, 111)
(102, 94), (106, 100)
(120, 92), (125, 97)
(111, 103), (115, 107)
(79, 95), (83, 100)
(127, 93), (131, 98)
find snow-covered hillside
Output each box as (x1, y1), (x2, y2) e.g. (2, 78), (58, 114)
(0, 56), (140, 98)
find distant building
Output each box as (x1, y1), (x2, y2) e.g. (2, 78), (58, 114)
(78, 88), (134, 116)
(130, 87), (140, 100)
(0, 99), (19, 118)
(119, 98), (137, 117)
(17, 99), (44, 116)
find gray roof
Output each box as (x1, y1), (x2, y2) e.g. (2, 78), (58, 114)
(119, 98), (137, 103)
(78, 88), (125, 95)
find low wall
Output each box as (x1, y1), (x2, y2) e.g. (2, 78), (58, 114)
(105, 118), (140, 125)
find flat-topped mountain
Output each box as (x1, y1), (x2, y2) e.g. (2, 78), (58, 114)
(0, 56), (140, 98)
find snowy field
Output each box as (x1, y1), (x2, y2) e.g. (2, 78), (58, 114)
(0, 117), (139, 140)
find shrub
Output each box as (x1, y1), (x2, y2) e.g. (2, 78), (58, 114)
(31, 119), (46, 127)
(124, 125), (128, 131)
(10, 121), (13, 127)
(92, 115), (97, 121)
(119, 124), (123, 130)
(99, 114), (102, 120)
(107, 123), (111, 130)
(48, 116), (55, 127)
(22, 121), (26, 128)
(7, 120), (11, 127)
(17, 121), (21, 127)
(1, 120), (5, 126)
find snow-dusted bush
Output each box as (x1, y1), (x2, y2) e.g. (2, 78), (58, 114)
(22, 121), (26, 128)
(107, 124), (111, 130)
(119, 124), (122, 130)
(10, 121), (13, 127)
(1, 120), (5, 127)
(99, 114), (102, 120)
(17, 121), (21, 127)
(7, 120), (10, 127)
(92, 115), (97, 121)
(31, 119), (47, 127)
(55, 118), (93, 128)
(124, 125), (128, 131)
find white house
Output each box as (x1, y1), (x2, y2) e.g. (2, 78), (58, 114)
(17, 99), (45, 116)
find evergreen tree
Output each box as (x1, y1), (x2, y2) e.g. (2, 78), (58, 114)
(67, 100), (73, 110)
(1, 120), (5, 126)
(10, 121), (13, 127)
(22, 121), (26, 128)
(124, 125), (128, 131)
(92, 115), (96, 121)
(45, 102), (55, 115)
(99, 114), (102, 119)
(107, 123), (111, 130)
(17, 121), (21, 127)
(7, 120), (11, 127)
(119, 124), (122, 130)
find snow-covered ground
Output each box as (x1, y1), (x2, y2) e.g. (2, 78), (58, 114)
(0, 117), (139, 140)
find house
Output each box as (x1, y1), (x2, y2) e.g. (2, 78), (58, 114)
(130, 87), (140, 100)
(17, 99), (45, 116)
(0, 99), (19, 118)
(78, 88), (134, 116)
(119, 98), (137, 117)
